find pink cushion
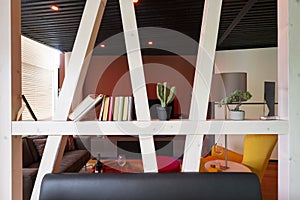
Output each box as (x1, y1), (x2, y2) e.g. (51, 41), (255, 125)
(157, 156), (181, 172)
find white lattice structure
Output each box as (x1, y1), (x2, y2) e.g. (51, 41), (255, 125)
(2, 0), (300, 200)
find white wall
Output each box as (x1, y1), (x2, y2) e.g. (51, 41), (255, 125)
(215, 47), (278, 159)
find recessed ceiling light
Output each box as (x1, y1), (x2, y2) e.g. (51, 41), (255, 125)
(100, 44), (105, 48)
(50, 5), (59, 11)
(148, 41), (153, 45)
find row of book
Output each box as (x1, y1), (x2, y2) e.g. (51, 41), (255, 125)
(99, 95), (133, 121)
(68, 94), (134, 121)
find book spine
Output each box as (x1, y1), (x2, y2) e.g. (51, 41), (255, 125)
(122, 96), (129, 121)
(117, 96), (124, 121)
(98, 95), (106, 121)
(102, 96), (110, 121)
(108, 96), (114, 121)
(113, 96), (119, 121)
(127, 96), (133, 121)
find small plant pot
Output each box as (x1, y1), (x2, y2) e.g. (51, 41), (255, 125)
(156, 106), (172, 121)
(229, 110), (245, 120)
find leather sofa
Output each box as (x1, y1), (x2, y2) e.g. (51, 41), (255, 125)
(22, 135), (91, 200)
(39, 172), (262, 200)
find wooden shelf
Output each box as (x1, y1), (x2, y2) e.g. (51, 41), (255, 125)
(12, 120), (288, 136)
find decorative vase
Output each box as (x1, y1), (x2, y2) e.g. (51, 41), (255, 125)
(229, 110), (245, 120)
(156, 106), (172, 121)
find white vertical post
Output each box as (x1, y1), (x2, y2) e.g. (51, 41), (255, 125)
(119, 0), (158, 172)
(0, 0), (22, 200)
(182, 0), (223, 172)
(278, 1), (300, 199)
(30, 1), (107, 199)
(277, 1), (289, 199)
(0, 1), (13, 200)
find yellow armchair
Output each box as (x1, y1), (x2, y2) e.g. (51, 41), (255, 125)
(200, 134), (278, 182)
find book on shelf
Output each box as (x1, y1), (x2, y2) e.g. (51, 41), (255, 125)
(69, 94), (104, 121)
(101, 96), (111, 121)
(122, 96), (129, 121)
(98, 95), (106, 121)
(98, 95), (134, 121)
(108, 96), (115, 121)
(113, 96), (120, 121)
(127, 96), (133, 121)
(117, 96), (125, 121)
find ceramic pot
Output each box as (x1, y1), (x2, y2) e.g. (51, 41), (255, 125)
(229, 110), (245, 120)
(156, 106), (172, 120)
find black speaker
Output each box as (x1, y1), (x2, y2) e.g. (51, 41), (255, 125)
(264, 81), (275, 116)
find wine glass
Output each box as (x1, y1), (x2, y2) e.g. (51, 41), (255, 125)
(117, 154), (127, 172)
(213, 143), (223, 169)
(214, 143), (223, 157)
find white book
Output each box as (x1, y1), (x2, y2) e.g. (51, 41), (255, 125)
(113, 96), (119, 121)
(102, 96), (110, 121)
(117, 96), (124, 121)
(122, 96), (129, 121)
(69, 94), (104, 121)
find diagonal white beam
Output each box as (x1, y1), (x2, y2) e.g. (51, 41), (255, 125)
(119, 0), (157, 172)
(30, 1), (107, 199)
(182, 0), (223, 172)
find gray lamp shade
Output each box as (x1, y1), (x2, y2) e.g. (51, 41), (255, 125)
(210, 72), (247, 102)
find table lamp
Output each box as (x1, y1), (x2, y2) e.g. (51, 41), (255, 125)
(211, 72), (247, 169)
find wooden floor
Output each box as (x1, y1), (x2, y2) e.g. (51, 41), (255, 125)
(261, 161), (278, 200)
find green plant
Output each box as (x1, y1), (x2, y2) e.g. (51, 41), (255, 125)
(156, 82), (176, 107)
(218, 90), (252, 111)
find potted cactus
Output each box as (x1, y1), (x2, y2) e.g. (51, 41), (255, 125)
(156, 82), (176, 120)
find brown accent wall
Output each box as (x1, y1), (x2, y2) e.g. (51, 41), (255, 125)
(84, 55), (197, 117)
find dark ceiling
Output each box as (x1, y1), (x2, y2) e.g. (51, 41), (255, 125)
(21, 0), (277, 54)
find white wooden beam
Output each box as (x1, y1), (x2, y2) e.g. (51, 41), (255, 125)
(278, 1), (300, 199)
(182, 0), (223, 172)
(30, 1), (107, 199)
(0, 0), (22, 200)
(119, 0), (157, 172)
(12, 120), (288, 136)
(277, 1), (289, 199)
(0, 1), (14, 199)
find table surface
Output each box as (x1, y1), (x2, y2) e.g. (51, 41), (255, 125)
(85, 156), (182, 173)
(85, 159), (144, 173)
(204, 160), (251, 173)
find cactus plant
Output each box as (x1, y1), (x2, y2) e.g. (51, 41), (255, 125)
(156, 82), (176, 107)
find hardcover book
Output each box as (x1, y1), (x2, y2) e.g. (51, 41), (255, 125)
(102, 96), (111, 121)
(69, 94), (104, 121)
(98, 95), (106, 121)
(113, 96), (120, 121)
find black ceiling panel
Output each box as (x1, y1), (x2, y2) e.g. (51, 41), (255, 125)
(21, 0), (277, 54)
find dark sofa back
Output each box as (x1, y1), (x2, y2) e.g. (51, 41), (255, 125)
(39, 172), (262, 200)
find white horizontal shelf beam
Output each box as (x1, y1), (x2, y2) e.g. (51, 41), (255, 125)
(13, 120), (288, 136)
